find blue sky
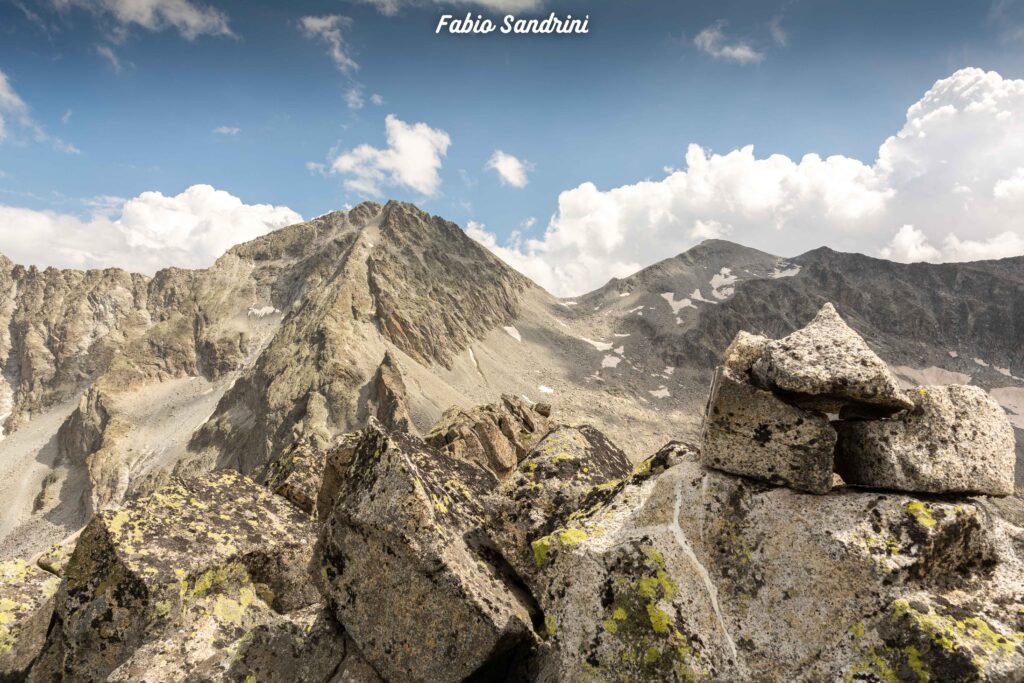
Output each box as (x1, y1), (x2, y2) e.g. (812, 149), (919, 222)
(2, 0), (1024, 294)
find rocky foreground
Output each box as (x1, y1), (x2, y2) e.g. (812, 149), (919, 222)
(1, 305), (1022, 682)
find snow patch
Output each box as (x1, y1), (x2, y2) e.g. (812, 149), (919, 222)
(974, 358), (990, 368)
(559, 301), (578, 307)
(627, 305), (644, 314)
(664, 366), (675, 376)
(691, 288), (717, 305)
(613, 333), (631, 338)
(613, 345), (625, 355)
(503, 326), (522, 342)
(710, 268), (738, 299)
(660, 292), (695, 315)
(538, 385), (555, 394)
(769, 264), (801, 279)
(649, 386), (671, 398)
(619, 292), (631, 297)
(580, 337), (613, 351)
(948, 350), (959, 358)
(601, 355), (622, 368)
(992, 387), (1024, 429)
(247, 305), (280, 318)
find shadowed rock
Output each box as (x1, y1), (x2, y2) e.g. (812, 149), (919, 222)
(318, 420), (536, 683)
(366, 350), (417, 435)
(701, 367), (837, 494)
(0, 560), (59, 680)
(486, 424), (632, 583)
(751, 303), (914, 414)
(32, 471), (331, 681)
(836, 384), (1016, 496)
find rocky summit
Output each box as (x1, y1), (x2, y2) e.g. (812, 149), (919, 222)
(0, 203), (1022, 681)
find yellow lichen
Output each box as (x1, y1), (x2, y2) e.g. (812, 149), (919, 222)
(903, 501), (937, 529)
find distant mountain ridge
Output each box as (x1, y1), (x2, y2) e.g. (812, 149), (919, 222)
(1, 201), (1022, 561)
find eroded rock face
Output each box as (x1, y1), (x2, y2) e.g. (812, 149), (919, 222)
(486, 424), (632, 583)
(366, 351), (417, 435)
(318, 420), (536, 683)
(751, 303), (914, 414)
(35, 471), (328, 681)
(836, 384), (1017, 496)
(0, 559), (60, 679)
(701, 366), (837, 494)
(425, 395), (552, 479)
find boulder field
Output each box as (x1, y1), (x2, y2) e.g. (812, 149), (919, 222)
(1, 305), (1021, 682)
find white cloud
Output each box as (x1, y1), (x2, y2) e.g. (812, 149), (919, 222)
(468, 68), (1024, 295)
(694, 22), (764, 64)
(768, 16), (787, 46)
(300, 15), (357, 74)
(61, 109), (72, 124)
(486, 150), (531, 188)
(324, 114), (450, 197)
(0, 69), (79, 153)
(345, 87), (365, 110)
(879, 225), (941, 262)
(0, 184), (301, 273)
(54, 0), (232, 39)
(370, 93), (384, 106)
(213, 126), (240, 135)
(96, 44), (124, 72)
(355, 0), (540, 16)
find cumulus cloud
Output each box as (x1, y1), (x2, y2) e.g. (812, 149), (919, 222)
(300, 15), (358, 74)
(53, 0), (232, 39)
(0, 184), (301, 273)
(0, 69), (79, 153)
(694, 22), (764, 64)
(213, 125), (240, 135)
(486, 150), (531, 188)
(468, 68), (1024, 296)
(355, 0), (541, 16)
(324, 114), (451, 197)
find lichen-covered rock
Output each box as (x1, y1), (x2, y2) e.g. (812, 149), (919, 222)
(319, 419), (536, 683)
(751, 303), (914, 414)
(486, 424), (632, 582)
(842, 593), (1024, 682)
(261, 437), (328, 515)
(426, 394), (552, 479)
(722, 330), (768, 374)
(180, 607), (353, 682)
(700, 366), (837, 494)
(34, 531), (81, 577)
(836, 384), (1017, 496)
(0, 559), (60, 679)
(34, 470), (327, 681)
(529, 453), (1023, 682)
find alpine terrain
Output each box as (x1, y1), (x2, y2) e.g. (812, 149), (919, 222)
(0, 201), (1021, 682)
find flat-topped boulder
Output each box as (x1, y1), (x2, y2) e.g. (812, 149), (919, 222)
(701, 366), (837, 494)
(835, 384), (1016, 496)
(751, 303), (914, 414)
(318, 419), (536, 683)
